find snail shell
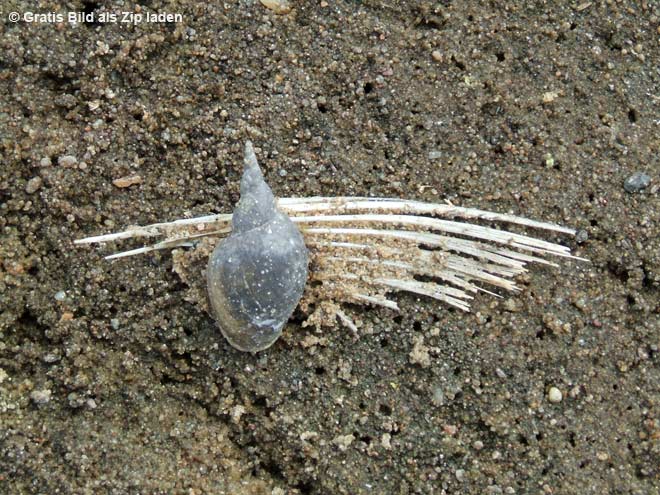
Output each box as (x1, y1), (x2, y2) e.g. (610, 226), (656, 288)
(206, 142), (309, 352)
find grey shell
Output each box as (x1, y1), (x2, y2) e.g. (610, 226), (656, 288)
(206, 142), (309, 352)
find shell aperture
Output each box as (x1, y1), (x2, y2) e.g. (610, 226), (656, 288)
(206, 142), (309, 352)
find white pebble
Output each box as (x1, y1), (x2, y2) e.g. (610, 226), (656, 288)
(43, 353), (60, 363)
(547, 387), (563, 403)
(25, 176), (42, 194)
(260, 0), (291, 14)
(58, 155), (78, 167)
(30, 389), (52, 405)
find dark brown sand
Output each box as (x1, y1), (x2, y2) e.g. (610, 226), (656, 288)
(1, 1), (658, 494)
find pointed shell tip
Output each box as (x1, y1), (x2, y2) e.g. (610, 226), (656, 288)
(244, 141), (259, 171)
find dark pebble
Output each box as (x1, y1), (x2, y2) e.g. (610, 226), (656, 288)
(623, 172), (651, 193)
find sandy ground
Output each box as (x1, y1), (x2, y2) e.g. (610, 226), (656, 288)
(1, 1), (659, 494)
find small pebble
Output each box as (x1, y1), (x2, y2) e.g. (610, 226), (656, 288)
(25, 176), (42, 194)
(547, 387), (563, 403)
(332, 434), (355, 451)
(409, 336), (431, 368)
(113, 175), (143, 188)
(575, 229), (588, 244)
(431, 50), (443, 62)
(30, 389), (52, 405)
(573, 297), (587, 311)
(42, 353), (60, 363)
(428, 151), (442, 160)
(431, 387), (445, 406)
(58, 155), (78, 167)
(596, 451), (609, 461)
(455, 469), (465, 481)
(39, 157), (52, 167)
(569, 385), (581, 398)
(54, 94), (77, 109)
(68, 392), (85, 408)
(544, 153), (555, 168)
(54, 291), (66, 301)
(623, 172), (651, 193)
(278, 169), (287, 177)
(443, 424), (458, 435)
(381, 433), (392, 450)
(542, 91), (559, 103)
(260, 0), (292, 14)
(503, 298), (521, 312)
(110, 318), (120, 330)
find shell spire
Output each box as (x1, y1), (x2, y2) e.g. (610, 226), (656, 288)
(233, 141), (277, 233)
